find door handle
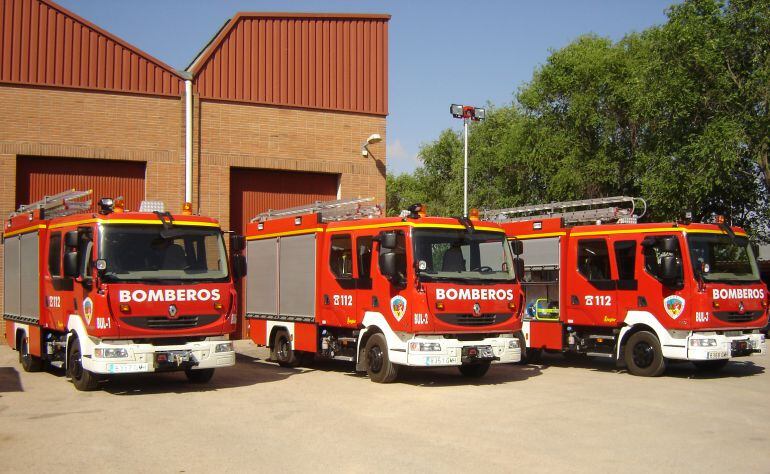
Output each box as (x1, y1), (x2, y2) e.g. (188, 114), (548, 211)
(323, 294), (330, 305)
(570, 295), (579, 305)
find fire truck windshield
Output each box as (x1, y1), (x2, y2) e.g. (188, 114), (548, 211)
(413, 229), (515, 283)
(687, 234), (760, 283)
(99, 225), (229, 282)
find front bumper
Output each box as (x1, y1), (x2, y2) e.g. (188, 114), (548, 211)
(403, 335), (521, 367)
(81, 339), (236, 374)
(686, 332), (766, 361)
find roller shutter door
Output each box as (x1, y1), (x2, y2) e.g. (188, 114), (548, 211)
(16, 157), (146, 212)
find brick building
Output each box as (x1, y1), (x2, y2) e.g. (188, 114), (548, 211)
(0, 0), (389, 336)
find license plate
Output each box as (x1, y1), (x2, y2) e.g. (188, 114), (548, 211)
(107, 363), (149, 373)
(425, 356), (459, 366)
(707, 351), (728, 360)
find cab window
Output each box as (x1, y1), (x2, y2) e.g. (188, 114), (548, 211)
(330, 234), (353, 278)
(643, 235), (683, 285)
(614, 240), (638, 290)
(48, 232), (62, 277)
(577, 239), (611, 281)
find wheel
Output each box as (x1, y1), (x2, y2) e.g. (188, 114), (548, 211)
(624, 331), (666, 377)
(19, 335), (44, 372)
(693, 359), (729, 373)
(185, 368), (215, 383)
(67, 338), (99, 391)
(458, 362), (491, 378)
(274, 330), (300, 368)
(364, 333), (399, 383)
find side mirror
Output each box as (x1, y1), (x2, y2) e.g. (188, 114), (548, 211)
(63, 251), (78, 278)
(661, 236), (678, 253)
(232, 254), (247, 279)
(511, 239), (524, 256)
(378, 231), (398, 250)
(660, 255), (680, 283)
(230, 233), (246, 253)
(379, 251), (397, 280)
(64, 230), (79, 248)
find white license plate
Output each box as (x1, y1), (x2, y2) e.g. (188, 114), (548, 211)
(425, 356), (458, 366)
(107, 363), (150, 373)
(707, 351), (728, 360)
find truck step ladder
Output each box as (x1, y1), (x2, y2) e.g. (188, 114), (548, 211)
(483, 196), (646, 225)
(11, 189), (93, 219)
(252, 197), (382, 223)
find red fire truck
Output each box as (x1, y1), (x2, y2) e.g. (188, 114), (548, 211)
(241, 198), (523, 382)
(484, 196), (768, 376)
(3, 190), (239, 390)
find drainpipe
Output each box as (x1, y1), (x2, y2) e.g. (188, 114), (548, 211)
(184, 80), (193, 204)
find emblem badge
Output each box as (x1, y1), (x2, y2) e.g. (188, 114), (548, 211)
(738, 301), (745, 314)
(168, 304), (179, 319)
(390, 296), (407, 322)
(472, 303), (481, 316)
(663, 295), (685, 319)
(83, 297), (93, 325)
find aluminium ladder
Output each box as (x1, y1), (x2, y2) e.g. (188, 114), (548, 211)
(11, 189), (93, 219)
(252, 197), (382, 223)
(483, 196), (646, 225)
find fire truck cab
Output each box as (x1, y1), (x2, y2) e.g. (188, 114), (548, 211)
(485, 197), (768, 376)
(3, 190), (238, 390)
(241, 199), (523, 383)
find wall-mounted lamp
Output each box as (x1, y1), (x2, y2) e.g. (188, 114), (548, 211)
(361, 133), (383, 157)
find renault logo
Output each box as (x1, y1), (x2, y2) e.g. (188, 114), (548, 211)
(738, 301), (745, 314)
(472, 303), (481, 316)
(168, 304), (179, 319)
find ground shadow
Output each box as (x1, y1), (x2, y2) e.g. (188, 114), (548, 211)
(299, 356), (544, 387)
(100, 352), (301, 395)
(0, 367), (23, 392)
(531, 352), (767, 379)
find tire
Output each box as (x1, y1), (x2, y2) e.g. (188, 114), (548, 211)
(458, 362), (491, 378)
(364, 333), (399, 383)
(274, 330), (300, 368)
(185, 368), (215, 383)
(19, 335), (44, 372)
(67, 338), (99, 391)
(693, 359), (729, 373)
(624, 331), (666, 377)
(525, 348), (543, 364)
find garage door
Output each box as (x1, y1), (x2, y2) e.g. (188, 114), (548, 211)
(230, 168), (339, 234)
(16, 157), (146, 212)
(230, 168), (338, 338)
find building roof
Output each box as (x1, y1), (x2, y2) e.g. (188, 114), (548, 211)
(0, 0), (184, 96)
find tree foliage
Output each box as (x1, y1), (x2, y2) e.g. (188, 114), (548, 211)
(387, 0), (769, 238)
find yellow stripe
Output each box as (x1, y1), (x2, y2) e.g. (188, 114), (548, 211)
(247, 222), (505, 240)
(3, 224), (46, 238)
(508, 232), (566, 240)
(571, 227), (747, 237)
(329, 221), (505, 233)
(246, 228), (323, 240)
(48, 218), (220, 229)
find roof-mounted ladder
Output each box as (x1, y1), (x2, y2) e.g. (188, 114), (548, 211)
(11, 189), (93, 219)
(252, 197), (382, 223)
(483, 196), (646, 225)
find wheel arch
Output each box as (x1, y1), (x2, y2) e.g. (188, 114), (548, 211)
(15, 327), (26, 352)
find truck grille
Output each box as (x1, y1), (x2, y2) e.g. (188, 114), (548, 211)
(712, 310), (764, 324)
(434, 313), (513, 327)
(122, 315), (220, 330)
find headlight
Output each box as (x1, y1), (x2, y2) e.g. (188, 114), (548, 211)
(94, 348), (128, 358)
(215, 342), (234, 353)
(409, 342), (441, 352)
(508, 339), (520, 349)
(690, 338), (717, 347)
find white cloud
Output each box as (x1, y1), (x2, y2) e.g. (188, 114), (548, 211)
(386, 139), (420, 175)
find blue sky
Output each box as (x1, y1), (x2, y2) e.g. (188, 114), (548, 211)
(57, 0), (675, 175)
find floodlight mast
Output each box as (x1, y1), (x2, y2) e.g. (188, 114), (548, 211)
(450, 104), (485, 217)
